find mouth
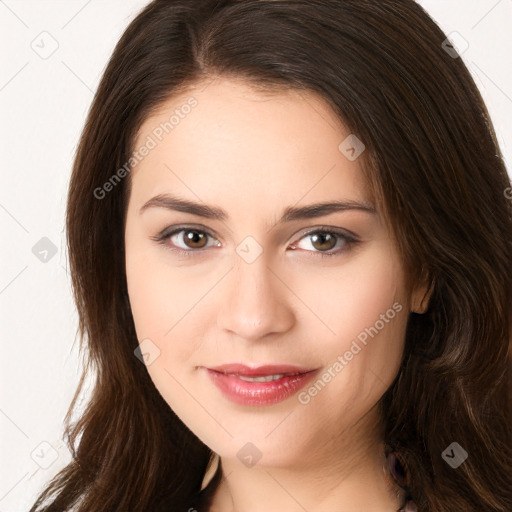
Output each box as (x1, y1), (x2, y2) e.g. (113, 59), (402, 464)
(206, 362), (316, 376)
(202, 363), (320, 406)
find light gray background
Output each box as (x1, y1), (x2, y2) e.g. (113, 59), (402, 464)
(1, 1), (511, 510)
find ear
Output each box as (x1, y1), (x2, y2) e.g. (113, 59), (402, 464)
(410, 271), (434, 314)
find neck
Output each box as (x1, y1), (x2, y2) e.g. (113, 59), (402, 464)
(208, 411), (404, 512)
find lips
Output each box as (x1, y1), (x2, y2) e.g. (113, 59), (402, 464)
(203, 363), (320, 406)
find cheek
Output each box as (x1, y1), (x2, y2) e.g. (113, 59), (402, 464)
(299, 245), (409, 401)
(340, 264), (402, 339)
(306, 245), (407, 347)
(125, 244), (218, 370)
(125, 250), (166, 341)
(125, 254), (204, 416)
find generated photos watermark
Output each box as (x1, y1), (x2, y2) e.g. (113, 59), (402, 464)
(298, 301), (403, 405)
(93, 96), (198, 200)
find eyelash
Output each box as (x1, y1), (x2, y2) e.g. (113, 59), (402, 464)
(151, 225), (359, 259)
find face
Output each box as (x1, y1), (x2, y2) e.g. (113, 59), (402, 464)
(124, 77), (425, 468)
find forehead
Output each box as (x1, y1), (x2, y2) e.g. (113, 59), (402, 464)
(129, 78), (371, 220)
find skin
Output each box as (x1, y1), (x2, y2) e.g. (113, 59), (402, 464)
(124, 77), (430, 512)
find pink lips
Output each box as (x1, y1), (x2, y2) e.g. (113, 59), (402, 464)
(204, 363), (319, 406)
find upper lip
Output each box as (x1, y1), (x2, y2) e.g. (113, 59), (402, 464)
(205, 363), (317, 376)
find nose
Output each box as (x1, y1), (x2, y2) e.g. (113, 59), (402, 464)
(216, 252), (295, 342)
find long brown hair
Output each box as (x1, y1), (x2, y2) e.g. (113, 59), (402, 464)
(29, 1), (512, 510)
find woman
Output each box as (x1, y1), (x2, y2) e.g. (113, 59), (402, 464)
(29, 1), (512, 511)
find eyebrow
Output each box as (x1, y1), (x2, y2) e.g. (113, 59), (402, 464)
(139, 193), (376, 223)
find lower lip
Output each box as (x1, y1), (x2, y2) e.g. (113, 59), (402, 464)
(205, 368), (319, 406)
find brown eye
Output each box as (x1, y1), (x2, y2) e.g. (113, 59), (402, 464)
(290, 228), (358, 257)
(310, 232), (337, 252)
(153, 226), (221, 254)
(181, 229), (208, 249)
